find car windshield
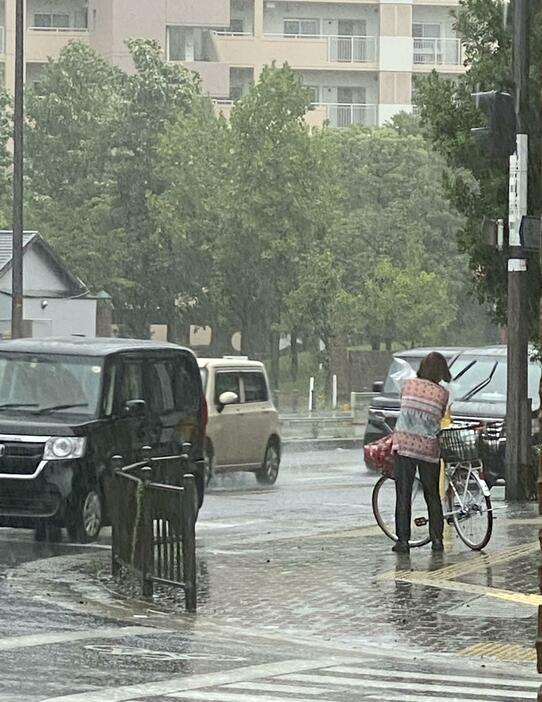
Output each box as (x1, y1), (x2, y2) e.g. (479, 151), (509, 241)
(199, 368), (208, 391)
(451, 356), (541, 409)
(0, 353), (103, 417)
(382, 356), (423, 395)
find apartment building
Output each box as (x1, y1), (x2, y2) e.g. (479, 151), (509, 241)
(0, 0), (464, 127)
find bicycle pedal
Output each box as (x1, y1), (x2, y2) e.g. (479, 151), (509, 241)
(414, 517), (428, 527)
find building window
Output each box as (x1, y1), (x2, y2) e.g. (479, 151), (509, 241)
(168, 27), (206, 62)
(412, 23), (441, 39)
(284, 19), (320, 37)
(33, 13), (70, 29)
(229, 18), (244, 34)
(307, 85), (320, 104)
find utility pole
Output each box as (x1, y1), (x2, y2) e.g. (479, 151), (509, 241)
(11, 0), (24, 339)
(505, 0), (529, 500)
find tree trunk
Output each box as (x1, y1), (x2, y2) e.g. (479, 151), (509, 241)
(269, 329), (280, 400)
(290, 329), (299, 384)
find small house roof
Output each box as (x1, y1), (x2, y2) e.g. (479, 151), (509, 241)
(0, 230), (88, 294)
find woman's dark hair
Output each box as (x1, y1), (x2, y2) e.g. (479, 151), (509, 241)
(417, 352), (452, 384)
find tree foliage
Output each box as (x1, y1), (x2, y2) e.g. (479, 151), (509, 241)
(415, 0), (542, 338)
(0, 43), (494, 388)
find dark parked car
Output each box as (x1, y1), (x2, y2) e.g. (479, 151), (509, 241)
(445, 345), (540, 485)
(364, 345), (541, 486)
(363, 347), (465, 447)
(0, 337), (207, 542)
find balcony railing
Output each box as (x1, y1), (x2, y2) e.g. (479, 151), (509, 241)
(413, 38), (463, 66)
(263, 33), (377, 64)
(212, 30), (254, 37)
(27, 26), (88, 33)
(314, 103), (377, 128)
(328, 35), (377, 64)
(0, 27), (4, 54)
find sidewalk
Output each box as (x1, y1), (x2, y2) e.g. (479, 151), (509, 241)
(0, 469), (541, 701)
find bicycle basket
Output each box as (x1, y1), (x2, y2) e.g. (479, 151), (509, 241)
(439, 427), (479, 463)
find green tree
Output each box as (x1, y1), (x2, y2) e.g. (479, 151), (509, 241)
(321, 125), (472, 348)
(25, 39), (199, 337)
(415, 0), (542, 338)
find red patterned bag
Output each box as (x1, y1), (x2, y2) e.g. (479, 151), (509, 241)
(363, 434), (395, 477)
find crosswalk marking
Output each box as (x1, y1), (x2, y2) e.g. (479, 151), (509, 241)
(280, 673), (534, 699)
(224, 682), (331, 695)
(327, 665), (540, 690)
(168, 693), (335, 702)
(0, 626), (160, 651)
(43, 658), (347, 702)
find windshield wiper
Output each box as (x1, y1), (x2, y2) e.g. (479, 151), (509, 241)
(0, 403), (39, 410)
(460, 363), (498, 402)
(33, 403), (88, 415)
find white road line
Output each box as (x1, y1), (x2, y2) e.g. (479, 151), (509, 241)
(43, 658), (352, 702)
(327, 665), (540, 690)
(281, 673), (533, 699)
(224, 681), (331, 695)
(169, 693), (334, 702)
(0, 626), (160, 651)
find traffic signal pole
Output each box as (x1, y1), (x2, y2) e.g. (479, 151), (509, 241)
(11, 0), (24, 340)
(505, 0), (529, 500)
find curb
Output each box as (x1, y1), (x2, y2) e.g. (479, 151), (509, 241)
(283, 437), (363, 452)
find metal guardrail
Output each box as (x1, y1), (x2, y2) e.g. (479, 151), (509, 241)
(111, 447), (197, 611)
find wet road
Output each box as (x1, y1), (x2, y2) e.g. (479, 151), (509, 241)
(0, 448), (540, 701)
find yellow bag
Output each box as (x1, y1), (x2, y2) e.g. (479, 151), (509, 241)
(441, 406), (452, 429)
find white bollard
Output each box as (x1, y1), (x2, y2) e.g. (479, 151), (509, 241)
(308, 376), (314, 413)
(332, 374), (338, 410)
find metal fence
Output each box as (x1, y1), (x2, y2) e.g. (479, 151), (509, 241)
(328, 35), (377, 63)
(413, 38), (462, 66)
(111, 448), (197, 611)
(322, 103), (378, 128)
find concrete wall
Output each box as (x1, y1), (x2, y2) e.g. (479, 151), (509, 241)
(184, 60), (229, 97)
(89, 0), (167, 71)
(24, 297), (98, 337)
(166, 0), (229, 27)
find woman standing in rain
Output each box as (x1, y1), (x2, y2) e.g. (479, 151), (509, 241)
(392, 352), (451, 554)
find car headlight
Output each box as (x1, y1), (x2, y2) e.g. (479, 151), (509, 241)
(44, 437), (86, 460)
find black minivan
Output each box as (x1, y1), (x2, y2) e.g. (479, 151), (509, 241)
(0, 338), (206, 542)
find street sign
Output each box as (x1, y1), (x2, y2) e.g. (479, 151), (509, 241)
(519, 215), (541, 252)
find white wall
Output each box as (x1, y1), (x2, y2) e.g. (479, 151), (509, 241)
(264, 3), (379, 36)
(0, 246), (68, 294)
(24, 298), (97, 337)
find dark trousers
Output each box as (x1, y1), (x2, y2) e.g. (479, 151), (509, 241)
(394, 454), (443, 543)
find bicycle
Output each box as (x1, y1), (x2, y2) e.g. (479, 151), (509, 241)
(371, 421), (493, 551)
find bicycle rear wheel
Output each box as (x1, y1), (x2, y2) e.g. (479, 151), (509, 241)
(447, 467), (493, 551)
(372, 475), (431, 548)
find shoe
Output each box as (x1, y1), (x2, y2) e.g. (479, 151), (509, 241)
(432, 540), (444, 552)
(392, 541), (410, 554)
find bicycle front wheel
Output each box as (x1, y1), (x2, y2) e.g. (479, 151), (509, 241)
(372, 475), (431, 548)
(448, 468), (493, 551)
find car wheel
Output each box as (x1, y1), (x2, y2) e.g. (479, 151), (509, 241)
(66, 487), (103, 543)
(256, 441), (280, 485)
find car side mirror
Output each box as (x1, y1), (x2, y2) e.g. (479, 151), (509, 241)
(122, 399), (146, 418)
(372, 381), (384, 393)
(217, 391), (238, 414)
